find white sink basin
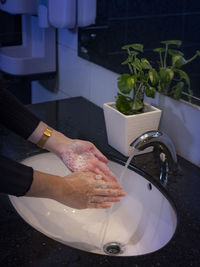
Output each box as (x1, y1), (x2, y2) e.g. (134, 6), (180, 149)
(9, 153), (177, 256)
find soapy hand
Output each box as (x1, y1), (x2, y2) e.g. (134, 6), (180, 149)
(60, 172), (125, 209)
(57, 139), (117, 182)
(29, 123), (118, 183)
(27, 170), (126, 210)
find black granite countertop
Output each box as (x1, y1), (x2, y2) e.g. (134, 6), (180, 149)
(0, 97), (200, 267)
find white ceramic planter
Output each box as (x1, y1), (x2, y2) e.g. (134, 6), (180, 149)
(103, 102), (162, 156)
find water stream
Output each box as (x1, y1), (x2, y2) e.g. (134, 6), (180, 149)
(100, 150), (137, 251)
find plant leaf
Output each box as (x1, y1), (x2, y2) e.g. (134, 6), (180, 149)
(121, 55), (132, 65)
(132, 58), (142, 71)
(157, 84), (163, 93)
(121, 44), (132, 50)
(168, 49), (184, 56)
(175, 69), (190, 86)
(175, 57), (187, 67)
(172, 81), (184, 99)
(149, 68), (159, 85)
(196, 50), (200, 56)
(131, 98), (144, 113)
(117, 74), (134, 94)
(161, 40), (182, 46)
(122, 43), (143, 52)
(187, 88), (193, 102)
(144, 85), (156, 98)
(129, 51), (139, 56)
(159, 68), (174, 83)
(115, 93), (132, 115)
(141, 58), (152, 69)
(172, 55), (186, 67)
(153, 48), (165, 53)
(131, 43), (144, 52)
(127, 76), (136, 89)
(121, 44), (133, 50)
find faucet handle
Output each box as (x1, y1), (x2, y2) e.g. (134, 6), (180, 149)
(154, 146), (179, 186)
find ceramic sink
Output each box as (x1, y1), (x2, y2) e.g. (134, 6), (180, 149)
(9, 153), (177, 256)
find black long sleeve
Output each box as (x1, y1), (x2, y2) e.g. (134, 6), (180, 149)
(0, 87), (40, 139)
(0, 88), (40, 196)
(0, 155), (33, 196)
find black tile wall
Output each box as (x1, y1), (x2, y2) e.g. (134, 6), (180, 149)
(107, 20), (127, 52)
(183, 14), (200, 43)
(126, 16), (184, 49)
(107, 0), (128, 18)
(126, 0), (184, 17)
(78, 0), (200, 100)
(183, 0), (200, 12)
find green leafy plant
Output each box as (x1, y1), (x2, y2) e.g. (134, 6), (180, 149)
(154, 40), (200, 101)
(116, 43), (157, 115)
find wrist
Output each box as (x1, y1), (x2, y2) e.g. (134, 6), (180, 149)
(26, 170), (64, 200)
(28, 121), (49, 144)
(28, 121), (73, 155)
(43, 130), (72, 156)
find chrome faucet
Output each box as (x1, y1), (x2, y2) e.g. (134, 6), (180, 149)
(130, 131), (178, 187)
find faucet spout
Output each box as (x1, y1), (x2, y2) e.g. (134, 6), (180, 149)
(130, 131), (178, 186)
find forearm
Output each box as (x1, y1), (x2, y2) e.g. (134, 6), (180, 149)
(25, 170), (126, 209)
(0, 155), (33, 197)
(25, 169), (64, 200)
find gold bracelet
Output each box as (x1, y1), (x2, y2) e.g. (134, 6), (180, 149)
(37, 127), (53, 148)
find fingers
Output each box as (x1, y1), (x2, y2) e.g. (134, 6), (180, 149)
(94, 168), (116, 184)
(95, 161), (117, 182)
(91, 145), (108, 164)
(88, 203), (111, 209)
(93, 168), (108, 180)
(89, 196), (121, 203)
(62, 140), (117, 182)
(90, 144), (117, 182)
(91, 146), (118, 182)
(94, 188), (126, 197)
(95, 181), (123, 189)
(87, 161), (117, 182)
(86, 164), (117, 183)
(87, 191), (126, 209)
(92, 181), (126, 205)
(63, 171), (126, 210)
(87, 178), (126, 208)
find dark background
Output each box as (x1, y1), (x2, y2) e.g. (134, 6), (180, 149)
(78, 0), (200, 102)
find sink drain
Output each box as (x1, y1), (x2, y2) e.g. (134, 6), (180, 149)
(103, 242), (124, 255)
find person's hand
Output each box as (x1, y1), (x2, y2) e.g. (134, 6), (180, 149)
(58, 139), (117, 182)
(59, 172), (126, 209)
(27, 170), (126, 210)
(44, 128), (117, 182)
(28, 122), (117, 182)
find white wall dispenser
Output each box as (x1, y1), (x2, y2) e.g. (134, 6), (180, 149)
(0, 0), (96, 76)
